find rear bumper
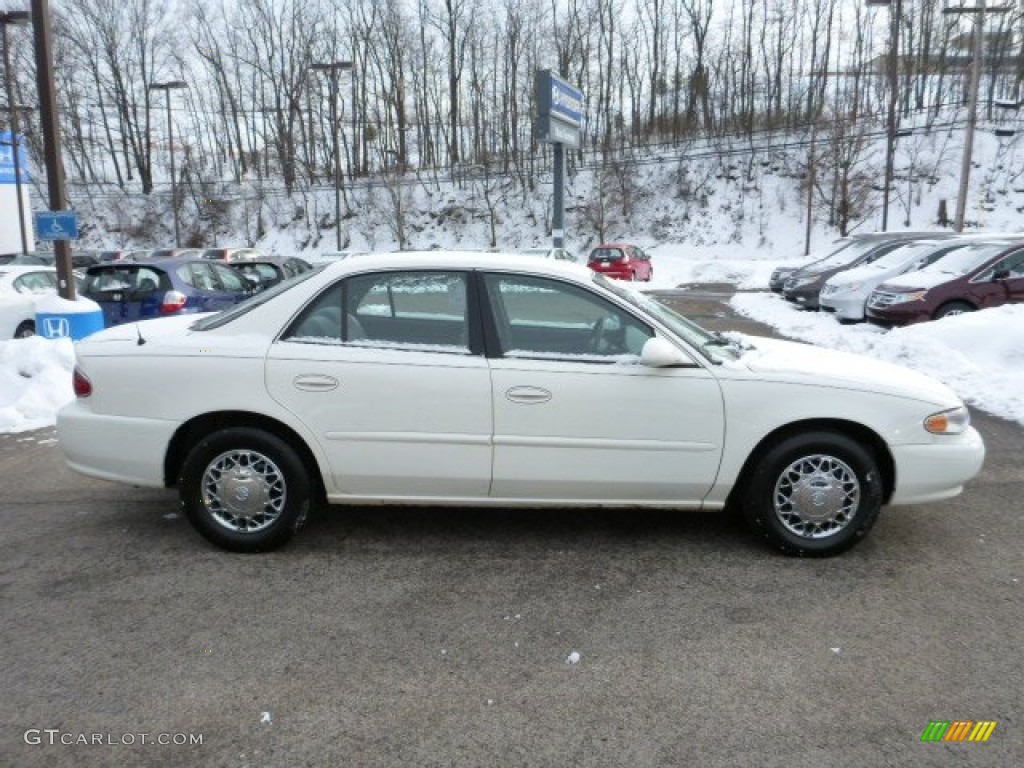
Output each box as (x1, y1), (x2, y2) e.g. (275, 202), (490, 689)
(889, 427), (986, 505)
(57, 401), (176, 487)
(588, 264), (634, 280)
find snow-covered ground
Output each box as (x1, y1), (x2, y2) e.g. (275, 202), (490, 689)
(1, 244), (1020, 434)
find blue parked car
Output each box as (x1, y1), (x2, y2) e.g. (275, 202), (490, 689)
(81, 258), (253, 327)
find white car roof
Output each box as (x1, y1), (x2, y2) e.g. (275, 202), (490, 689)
(319, 250), (591, 280)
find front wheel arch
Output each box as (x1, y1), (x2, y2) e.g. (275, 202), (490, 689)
(164, 411), (326, 504)
(726, 419), (895, 511)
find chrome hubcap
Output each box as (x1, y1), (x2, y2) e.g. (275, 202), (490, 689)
(773, 454), (860, 539)
(202, 450), (286, 533)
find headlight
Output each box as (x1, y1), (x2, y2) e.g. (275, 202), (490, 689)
(924, 406), (970, 435)
(890, 290), (928, 304)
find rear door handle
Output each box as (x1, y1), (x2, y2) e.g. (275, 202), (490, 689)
(293, 374), (339, 392)
(505, 386), (552, 404)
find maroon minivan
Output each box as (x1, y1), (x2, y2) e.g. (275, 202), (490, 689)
(865, 239), (1024, 326)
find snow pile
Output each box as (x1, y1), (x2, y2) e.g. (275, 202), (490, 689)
(731, 293), (1024, 426)
(0, 337), (76, 433)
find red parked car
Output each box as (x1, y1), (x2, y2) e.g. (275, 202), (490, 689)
(865, 239), (1024, 326)
(587, 243), (653, 281)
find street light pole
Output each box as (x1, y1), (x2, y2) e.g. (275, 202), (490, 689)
(867, 0), (902, 232)
(1, 10), (31, 256)
(148, 80), (188, 246)
(311, 60), (352, 252)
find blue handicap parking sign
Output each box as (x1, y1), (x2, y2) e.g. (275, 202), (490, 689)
(35, 211), (79, 241)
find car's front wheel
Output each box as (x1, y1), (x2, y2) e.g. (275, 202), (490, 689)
(933, 301), (973, 320)
(741, 431), (883, 557)
(178, 428), (311, 552)
(14, 320), (35, 338)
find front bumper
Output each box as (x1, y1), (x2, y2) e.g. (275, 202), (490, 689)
(820, 293), (867, 321)
(783, 283), (823, 309)
(57, 400), (176, 488)
(888, 426), (986, 505)
(865, 303), (931, 327)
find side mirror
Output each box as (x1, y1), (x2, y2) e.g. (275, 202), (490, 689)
(640, 337), (694, 367)
(992, 268), (1010, 281)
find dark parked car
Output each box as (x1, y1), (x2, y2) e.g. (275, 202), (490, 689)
(769, 238), (865, 294)
(782, 232), (952, 310)
(229, 257), (313, 292)
(201, 247), (264, 262)
(865, 239), (1024, 326)
(587, 243), (653, 281)
(81, 258), (254, 327)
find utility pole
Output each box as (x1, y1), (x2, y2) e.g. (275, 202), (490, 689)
(867, 0), (903, 232)
(944, 0), (1011, 231)
(311, 60), (353, 252)
(30, 0), (74, 299)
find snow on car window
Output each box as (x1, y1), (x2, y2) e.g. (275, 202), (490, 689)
(505, 349), (640, 364)
(287, 336), (470, 355)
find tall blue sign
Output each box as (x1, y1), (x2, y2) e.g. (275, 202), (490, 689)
(0, 131), (30, 184)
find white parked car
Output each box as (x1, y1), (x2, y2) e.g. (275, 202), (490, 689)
(58, 252), (985, 556)
(0, 266), (63, 339)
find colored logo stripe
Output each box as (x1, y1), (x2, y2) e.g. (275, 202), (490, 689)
(969, 722), (997, 742)
(921, 720), (996, 742)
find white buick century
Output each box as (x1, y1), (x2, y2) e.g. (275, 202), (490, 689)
(58, 252), (985, 556)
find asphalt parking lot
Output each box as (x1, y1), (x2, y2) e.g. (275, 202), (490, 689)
(1, 286), (1021, 767)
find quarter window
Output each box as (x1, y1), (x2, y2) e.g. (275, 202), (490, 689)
(483, 273), (653, 361)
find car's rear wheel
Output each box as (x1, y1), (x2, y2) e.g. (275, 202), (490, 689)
(14, 320), (35, 338)
(933, 301), (973, 320)
(178, 428), (311, 552)
(645, 267), (653, 282)
(741, 431), (883, 557)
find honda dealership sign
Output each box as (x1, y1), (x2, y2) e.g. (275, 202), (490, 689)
(535, 70), (584, 149)
(0, 131), (33, 255)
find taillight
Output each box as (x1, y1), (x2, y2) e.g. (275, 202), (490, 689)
(72, 366), (92, 397)
(160, 290), (188, 314)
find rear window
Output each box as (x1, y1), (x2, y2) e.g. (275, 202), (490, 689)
(589, 247), (624, 262)
(83, 266), (169, 295)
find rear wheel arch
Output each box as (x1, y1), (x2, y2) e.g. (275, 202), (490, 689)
(164, 411), (326, 503)
(726, 418), (895, 509)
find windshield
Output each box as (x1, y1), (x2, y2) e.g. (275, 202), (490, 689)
(190, 265), (324, 330)
(595, 274), (740, 362)
(867, 241), (935, 270)
(810, 239), (879, 271)
(921, 243), (1012, 276)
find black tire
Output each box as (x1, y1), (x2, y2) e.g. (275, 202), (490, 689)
(14, 320), (35, 339)
(933, 301), (974, 320)
(645, 268), (653, 282)
(741, 431), (883, 557)
(178, 428), (311, 552)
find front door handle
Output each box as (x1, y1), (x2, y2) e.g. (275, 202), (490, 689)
(505, 386), (552, 404)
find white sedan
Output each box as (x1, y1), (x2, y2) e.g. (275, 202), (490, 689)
(0, 265), (62, 339)
(57, 252), (985, 556)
